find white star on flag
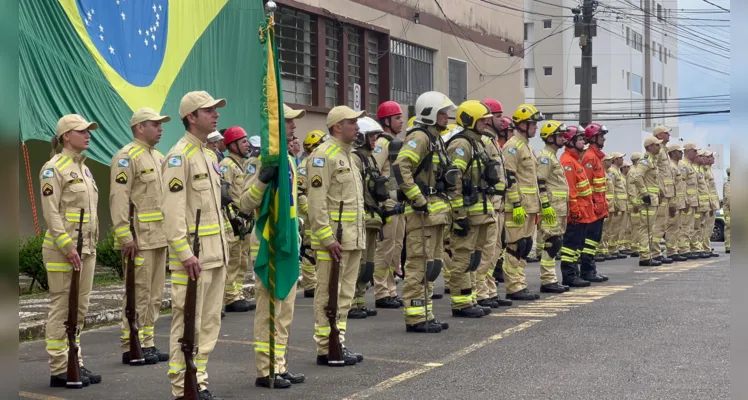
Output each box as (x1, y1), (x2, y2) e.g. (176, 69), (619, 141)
(99, 34), (104, 41)
(90, 9), (94, 14)
(151, 34), (155, 41)
(144, 38), (149, 46)
(155, 21), (159, 28)
(116, 0), (120, 4)
(159, 4), (162, 10)
(99, 25), (103, 32)
(156, 13), (159, 20)
(138, 29), (142, 35)
(86, 12), (91, 19)
(84, 19), (89, 26)
(121, 12), (126, 20)
(109, 45), (114, 54)
(153, 44), (157, 50)
(152, 4), (156, 12)
(128, 53), (132, 58)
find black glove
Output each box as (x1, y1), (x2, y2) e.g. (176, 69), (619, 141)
(220, 181), (232, 207)
(258, 166), (278, 184)
(412, 202), (429, 214)
(641, 195), (652, 205)
(453, 218), (470, 237)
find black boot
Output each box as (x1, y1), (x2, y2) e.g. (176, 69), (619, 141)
(430, 319), (450, 330)
(406, 320), (443, 333)
(225, 299), (253, 312)
(304, 289), (315, 298)
(279, 371), (306, 384)
(670, 254), (688, 262)
(595, 255), (606, 262)
(144, 346), (169, 362)
(561, 262), (591, 288)
(375, 297), (401, 309)
(491, 296), (513, 306)
(475, 304), (492, 315)
(122, 350), (159, 365)
(506, 288), (540, 301)
(361, 307), (378, 317)
(255, 375), (292, 389)
(699, 252), (712, 259)
(616, 252), (628, 259)
(347, 307), (368, 319)
(710, 252), (720, 257)
(605, 254), (616, 260)
(50, 372), (90, 388)
(316, 352), (358, 366)
(687, 252), (700, 260)
(80, 366), (101, 384)
(581, 273), (606, 283)
(451, 305), (485, 318)
(478, 298), (500, 308)
(726, 249), (731, 254)
(342, 346), (364, 362)
(630, 252), (640, 257)
(656, 256), (674, 264)
(540, 282), (567, 293)
(639, 259), (662, 266)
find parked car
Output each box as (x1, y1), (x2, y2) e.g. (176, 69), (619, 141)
(712, 208), (725, 242)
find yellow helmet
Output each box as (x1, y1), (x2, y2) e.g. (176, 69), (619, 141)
(303, 130), (328, 153)
(512, 104), (543, 124)
(407, 116), (416, 129)
(539, 120), (568, 140)
(456, 100), (492, 130)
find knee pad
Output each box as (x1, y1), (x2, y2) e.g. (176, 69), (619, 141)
(512, 237), (530, 260)
(466, 250), (482, 272)
(427, 259), (443, 282)
(545, 236), (563, 258)
(506, 242), (521, 259)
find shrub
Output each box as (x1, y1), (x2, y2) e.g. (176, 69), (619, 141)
(97, 230), (123, 278)
(19, 230), (47, 292)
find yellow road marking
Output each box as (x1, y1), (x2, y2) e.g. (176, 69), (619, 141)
(19, 392), (66, 400)
(343, 320), (540, 400)
(495, 313), (557, 318)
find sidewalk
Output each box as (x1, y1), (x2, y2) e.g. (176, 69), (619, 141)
(19, 278), (256, 342)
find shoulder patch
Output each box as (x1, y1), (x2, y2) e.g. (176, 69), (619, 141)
(564, 165), (572, 171)
(407, 140), (417, 149)
(118, 158), (130, 168)
(539, 157), (549, 164)
(608, 172), (615, 178)
(247, 164), (257, 175)
(42, 183), (54, 196)
(42, 168), (54, 179)
(299, 167), (306, 176)
(311, 175), (323, 188)
(373, 146), (382, 153)
(220, 165), (228, 173)
(115, 172), (128, 184)
(507, 148), (517, 155)
(169, 178), (184, 192)
(585, 163), (593, 168)
(640, 159), (649, 166)
(168, 156), (182, 168)
(312, 158), (325, 168)
(70, 172), (78, 179)
(456, 148), (465, 157)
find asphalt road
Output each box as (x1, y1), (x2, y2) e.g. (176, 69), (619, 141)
(19, 246), (730, 400)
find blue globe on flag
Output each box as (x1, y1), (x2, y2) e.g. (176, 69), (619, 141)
(76, 0), (168, 87)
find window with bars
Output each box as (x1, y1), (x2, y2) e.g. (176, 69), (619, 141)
(367, 34), (379, 114)
(390, 39), (434, 106)
(346, 26), (362, 109)
(325, 20), (340, 109)
(276, 8), (317, 105)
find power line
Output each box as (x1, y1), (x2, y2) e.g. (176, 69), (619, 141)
(700, 0), (730, 12)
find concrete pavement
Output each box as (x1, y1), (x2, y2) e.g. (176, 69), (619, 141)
(19, 246), (729, 400)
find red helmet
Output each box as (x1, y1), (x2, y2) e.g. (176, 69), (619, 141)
(377, 101), (403, 119)
(482, 98), (504, 114)
(562, 125), (582, 141)
(583, 122), (608, 139)
(223, 126), (247, 145)
(499, 116), (513, 131)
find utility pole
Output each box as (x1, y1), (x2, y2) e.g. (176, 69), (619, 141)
(574, 0), (597, 127)
(643, 0), (652, 128)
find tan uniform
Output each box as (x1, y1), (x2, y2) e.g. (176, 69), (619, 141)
(297, 156), (316, 291)
(392, 126), (451, 325)
(163, 132), (228, 398)
(351, 146), (384, 311)
(483, 136), (507, 301)
(630, 153), (660, 260)
(695, 164), (710, 252)
(446, 130), (498, 309)
(307, 137), (365, 354)
(219, 154), (252, 305)
(668, 158), (686, 256)
(704, 166), (719, 251)
(724, 175), (730, 251)
(110, 139), (168, 352)
(371, 135), (403, 301)
(653, 145), (676, 258)
(626, 168), (641, 253)
(239, 154), (299, 377)
(536, 145), (566, 285)
(502, 133), (541, 295)
(680, 158), (699, 254)
(40, 149), (99, 375)
(606, 165), (628, 254)
(600, 165), (616, 256)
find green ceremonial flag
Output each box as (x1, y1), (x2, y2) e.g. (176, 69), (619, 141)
(253, 12), (299, 300)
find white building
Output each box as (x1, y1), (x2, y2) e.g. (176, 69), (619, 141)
(523, 0), (679, 157)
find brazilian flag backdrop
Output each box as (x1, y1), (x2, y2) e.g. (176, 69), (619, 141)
(20, 0), (264, 164)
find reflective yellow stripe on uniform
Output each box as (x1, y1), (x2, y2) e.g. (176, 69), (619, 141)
(134, 256), (145, 267)
(605, 194), (614, 200)
(171, 273), (189, 286)
(519, 186), (537, 194)
(195, 359), (208, 372)
(170, 238), (189, 253)
(551, 191), (568, 198)
(405, 186), (421, 200)
(330, 211), (357, 222)
(182, 143), (199, 159)
(169, 253), (182, 267)
(452, 159), (468, 170)
(467, 203), (494, 213)
(254, 342), (287, 355)
(128, 145), (146, 159)
(55, 233), (72, 248)
(314, 324), (331, 337)
(189, 224), (221, 237)
(46, 262), (73, 272)
(397, 149), (420, 163)
(593, 177), (607, 184)
(325, 144), (342, 159)
(65, 212), (90, 223)
(114, 226), (130, 238)
(250, 245), (259, 257)
(46, 339), (68, 350)
(249, 184), (263, 201)
(647, 187), (659, 194)
(138, 212), (164, 222)
(121, 329), (145, 339)
(168, 363), (186, 375)
(56, 156), (72, 171)
(450, 198), (464, 208)
(316, 251), (331, 261)
(404, 200), (448, 215)
(315, 226), (333, 240)
(616, 194), (627, 200)
(143, 326), (155, 335)
(404, 305), (431, 316)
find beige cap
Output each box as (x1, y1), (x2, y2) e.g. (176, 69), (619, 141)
(284, 104), (306, 120)
(697, 149), (707, 156)
(179, 91), (226, 119)
(603, 154), (614, 161)
(622, 161), (633, 167)
(683, 141), (699, 151)
(644, 136), (663, 147)
(703, 150), (713, 157)
(610, 151), (626, 159)
(631, 152), (643, 161)
(653, 125), (672, 135)
(55, 114), (99, 138)
(666, 143), (682, 152)
(130, 107), (171, 127)
(326, 105), (366, 128)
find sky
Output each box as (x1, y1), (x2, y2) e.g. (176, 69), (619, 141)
(675, 0), (730, 167)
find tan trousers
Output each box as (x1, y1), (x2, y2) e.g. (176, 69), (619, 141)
(665, 208), (683, 256)
(629, 209), (640, 252)
(503, 213), (538, 294)
(679, 208), (695, 255)
(224, 236), (250, 305)
(637, 205), (658, 260)
(483, 211), (504, 299)
(475, 222), (499, 301)
(537, 217), (564, 285)
(373, 213), (404, 300)
(313, 249), (362, 355)
(450, 222), (494, 309)
(605, 212), (623, 253)
(703, 210), (716, 251)
(168, 266), (225, 398)
(44, 249), (96, 375)
(725, 212), (731, 250)
(401, 225), (444, 325)
(599, 216), (610, 256)
(119, 247), (167, 351)
(253, 279), (297, 377)
(353, 229), (378, 308)
(654, 199), (676, 258)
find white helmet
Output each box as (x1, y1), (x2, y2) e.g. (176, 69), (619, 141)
(414, 91), (456, 127)
(357, 116), (384, 135)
